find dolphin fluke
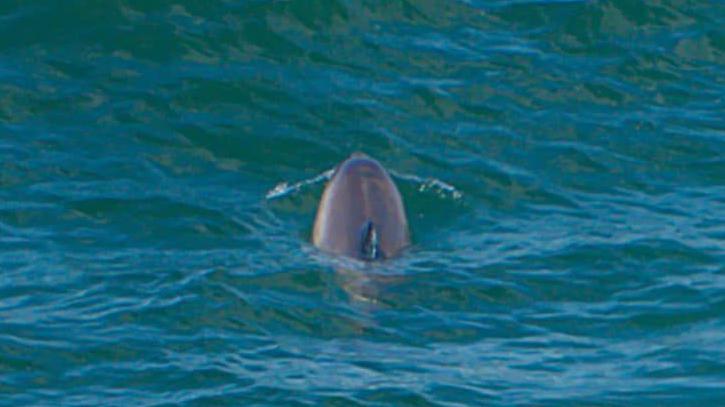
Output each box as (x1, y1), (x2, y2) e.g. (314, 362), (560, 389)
(312, 153), (410, 260)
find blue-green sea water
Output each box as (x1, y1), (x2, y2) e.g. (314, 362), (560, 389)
(1, 0), (724, 405)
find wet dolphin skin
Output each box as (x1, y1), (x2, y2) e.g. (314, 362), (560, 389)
(312, 153), (410, 260)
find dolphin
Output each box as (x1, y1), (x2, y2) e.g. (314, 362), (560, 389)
(312, 153), (410, 260)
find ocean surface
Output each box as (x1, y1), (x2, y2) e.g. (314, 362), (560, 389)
(1, 0), (723, 405)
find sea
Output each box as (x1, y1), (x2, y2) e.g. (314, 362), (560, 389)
(1, 0), (723, 405)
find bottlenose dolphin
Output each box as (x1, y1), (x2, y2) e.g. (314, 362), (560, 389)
(312, 153), (410, 260)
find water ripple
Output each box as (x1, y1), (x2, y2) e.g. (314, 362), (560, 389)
(1, 0), (723, 405)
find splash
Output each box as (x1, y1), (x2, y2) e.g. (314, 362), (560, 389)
(389, 170), (463, 200)
(265, 169), (334, 200)
(266, 167), (463, 201)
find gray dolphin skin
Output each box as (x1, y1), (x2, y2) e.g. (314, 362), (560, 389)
(313, 153), (410, 260)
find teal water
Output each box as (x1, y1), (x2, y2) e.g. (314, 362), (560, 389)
(1, 0), (724, 405)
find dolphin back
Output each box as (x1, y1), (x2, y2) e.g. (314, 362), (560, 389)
(312, 154), (410, 260)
